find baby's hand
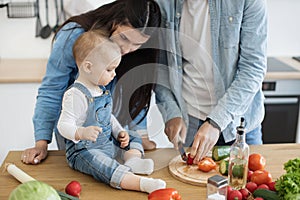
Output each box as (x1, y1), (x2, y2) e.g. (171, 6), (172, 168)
(118, 131), (129, 148)
(76, 126), (102, 142)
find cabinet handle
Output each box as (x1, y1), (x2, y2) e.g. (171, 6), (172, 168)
(264, 97), (298, 104)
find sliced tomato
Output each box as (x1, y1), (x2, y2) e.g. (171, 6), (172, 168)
(148, 188), (181, 200)
(197, 157), (217, 172)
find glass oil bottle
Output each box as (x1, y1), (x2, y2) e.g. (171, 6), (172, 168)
(228, 117), (249, 190)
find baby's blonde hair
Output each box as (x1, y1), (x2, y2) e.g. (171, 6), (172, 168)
(73, 30), (120, 67)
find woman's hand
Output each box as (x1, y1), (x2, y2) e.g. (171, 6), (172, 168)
(164, 117), (187, 149)
(21, 140), (48, 165)
(118, 131), (129, 148)
(189, 121), (219, 164)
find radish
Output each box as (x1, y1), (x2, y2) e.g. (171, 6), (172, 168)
(228, 190), (242, 200)
(65, 180), (81, 197)
(246, 182), (257, 193)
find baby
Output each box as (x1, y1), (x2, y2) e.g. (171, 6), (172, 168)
(57, 30), (165, 193)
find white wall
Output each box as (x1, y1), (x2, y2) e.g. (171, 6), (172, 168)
(1, 0), (300, 59)
(266, 0), (300, 56)
(1, 0), (300, 164)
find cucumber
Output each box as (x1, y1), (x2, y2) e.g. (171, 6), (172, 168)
(253, 189), (280, 200)
(219, 159), (229, 175)
(212, 146), (231, 161)
(232, 164), (244, 178)
(57, 190), (80, 200)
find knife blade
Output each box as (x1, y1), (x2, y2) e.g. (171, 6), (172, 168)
(178, 140), (187, 161)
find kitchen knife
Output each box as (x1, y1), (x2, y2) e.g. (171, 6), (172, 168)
(178, 140), (187, 161)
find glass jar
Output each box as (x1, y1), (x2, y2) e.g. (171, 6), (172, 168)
(207, 175), (228, 200)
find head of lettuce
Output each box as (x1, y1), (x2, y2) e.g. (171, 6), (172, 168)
(9, 180), (60, 200)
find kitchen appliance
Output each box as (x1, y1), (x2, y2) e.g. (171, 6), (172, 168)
(262, 57), (300, 143)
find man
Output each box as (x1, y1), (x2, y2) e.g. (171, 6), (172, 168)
(155, 0), (268, 164)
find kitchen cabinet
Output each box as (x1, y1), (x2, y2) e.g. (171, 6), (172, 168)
(0, 59), (47, 83)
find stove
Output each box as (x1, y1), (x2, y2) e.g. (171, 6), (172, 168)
(262, 57), (300, 144)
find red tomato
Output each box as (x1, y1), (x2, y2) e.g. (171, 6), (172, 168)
(254, 198), (264, 200)
(148, 188), (181, 200)
(228, 190), (242, 200)
(65, 180), (81, 197)
(248, 153), (266, 171)
(246, 182), (258, 193)
(250, 170), (272, 185)
(186, 153), (194, 165)
(197, 157), (217, 172)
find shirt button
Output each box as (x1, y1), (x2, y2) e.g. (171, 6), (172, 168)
(229, 16), (233, 22)
(176, 12), (181, 18)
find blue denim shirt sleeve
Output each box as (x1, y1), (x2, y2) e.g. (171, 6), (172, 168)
(33, 22), (85, 142)
(209, 0), (268, 136)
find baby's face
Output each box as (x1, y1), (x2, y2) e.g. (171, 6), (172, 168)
(88, 47), (121, 86)
(96, 57), (120, 86)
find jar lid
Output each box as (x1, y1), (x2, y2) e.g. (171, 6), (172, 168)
(207, 175), (228, 187)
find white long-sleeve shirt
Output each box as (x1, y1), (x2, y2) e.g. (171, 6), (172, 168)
(57, 81), (125, 143)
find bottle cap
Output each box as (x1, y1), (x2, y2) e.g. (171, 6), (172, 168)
(207, 175), (228, 187)
(236, 117), (245, 135)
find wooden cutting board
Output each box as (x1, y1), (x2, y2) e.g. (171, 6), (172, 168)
(168, 155), (223, 186)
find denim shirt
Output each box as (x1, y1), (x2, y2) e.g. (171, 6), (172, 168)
(155, 0), (268, 142)
(33, 22), (84, 142)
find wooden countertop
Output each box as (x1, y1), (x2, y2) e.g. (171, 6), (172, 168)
(1, 144), (300, 199)
(265, 57), (300, 80)
(0, 57), (300, 83)
(0, 59), (47, 83)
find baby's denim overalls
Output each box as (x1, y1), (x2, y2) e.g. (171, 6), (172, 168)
(65, 82), (143, 189)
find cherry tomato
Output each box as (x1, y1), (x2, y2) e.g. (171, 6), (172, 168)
(148, 188), (181, 200)
(197, 157), (217, 172)
(248, 153), (266, 171)
(250, 170), (272, 185)
(186, 153), (194, 165)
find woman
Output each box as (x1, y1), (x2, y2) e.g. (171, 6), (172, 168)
(21, 0), (161, 165)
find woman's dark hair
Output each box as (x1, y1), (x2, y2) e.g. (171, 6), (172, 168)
(56, 0), (161, 127)
(114, 46), (159, 127)
(56, 0), (161, 37)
